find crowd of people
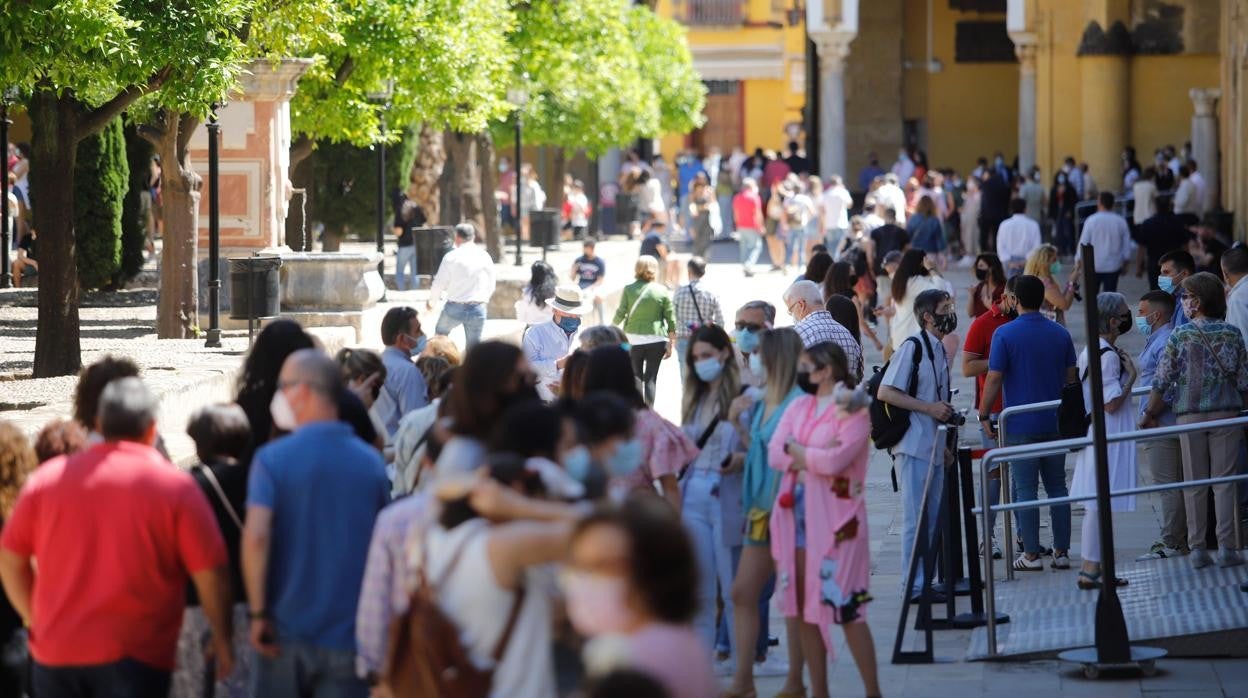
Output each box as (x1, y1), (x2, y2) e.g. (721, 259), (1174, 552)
(0, 133), (1246, 698)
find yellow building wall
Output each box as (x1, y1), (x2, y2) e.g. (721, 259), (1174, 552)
(902, 1), (1019, 173)
(1130, 54), (1220, 158)
(655, 0), (806, 161)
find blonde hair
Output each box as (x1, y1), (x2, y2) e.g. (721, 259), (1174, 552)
(635, 255), (659, 282)
(761, 328), (803, 408)
(0, 421), (37, 518)
(1024, 244), (1058, 279)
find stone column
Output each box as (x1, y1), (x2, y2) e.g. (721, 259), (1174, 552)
(813, 33), (853, 179)
(1014, 40), (1038, 174)
(1190, 87), (1221, 213)
(1077, 21), (1131, 194)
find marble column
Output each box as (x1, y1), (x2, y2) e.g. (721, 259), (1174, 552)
(1190, 87), (1221, 214)
(814, 33), (853, 179)
(1015, 41), (1038, 174)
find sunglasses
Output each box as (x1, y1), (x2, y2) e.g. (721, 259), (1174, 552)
(735, 322), (764, 333)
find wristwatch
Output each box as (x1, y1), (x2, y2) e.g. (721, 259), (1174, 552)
(978, 413), (991, 424)
(248, 609), (268, 620)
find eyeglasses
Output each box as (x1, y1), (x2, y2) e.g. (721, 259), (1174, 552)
(786, 300), (803, 316)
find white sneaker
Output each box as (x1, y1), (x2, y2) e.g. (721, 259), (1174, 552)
(1135, 546), (1185, 561)
(1190, 548), (1214, 569)
(712, 656), (735, 677)
(1013, 553), (1044, 572)
(753, 652), (791, 677)
(1217, 548), (1245, 568)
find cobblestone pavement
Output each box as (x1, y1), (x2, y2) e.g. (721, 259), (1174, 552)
(2, 235), (1245, 695)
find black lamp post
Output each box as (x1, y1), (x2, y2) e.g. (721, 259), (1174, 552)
(368, 79), (394, 288)
(0, 88), (15, 289)
(507, 87), (528, 267)
(205, 103), (223, 348)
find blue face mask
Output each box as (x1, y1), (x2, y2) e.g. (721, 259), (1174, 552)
(408, 334), (427, 358)
(694, 357), (724, 383)
(1135, 315), (1153, 337)
(735, 328), (760, 354)
(607, 439), (643, 477)
(1157, 275), (1175, 294)
(562, 446), (592, 483)
(748, 352), (765, 381)
(557, 315), (582, 334)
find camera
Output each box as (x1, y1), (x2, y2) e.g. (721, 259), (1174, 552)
(944, 410), (967, 427)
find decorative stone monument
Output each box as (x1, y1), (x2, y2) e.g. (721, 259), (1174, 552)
(192, 59), (385, 339)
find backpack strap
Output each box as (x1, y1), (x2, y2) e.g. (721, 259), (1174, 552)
(490, 582), (527, 663)
(1079, 345), (1114, 383)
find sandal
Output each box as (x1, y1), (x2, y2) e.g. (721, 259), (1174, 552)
(1077, 570), (1129, 590)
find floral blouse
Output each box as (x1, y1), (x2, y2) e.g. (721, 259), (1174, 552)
(1152, 318), (1248, 416)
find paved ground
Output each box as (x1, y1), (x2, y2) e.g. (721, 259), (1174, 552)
(2, 233), (1246, 695)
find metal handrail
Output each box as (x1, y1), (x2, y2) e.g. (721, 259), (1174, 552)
(976, 412), (1248, 658)
(994, 384), (1153, 580)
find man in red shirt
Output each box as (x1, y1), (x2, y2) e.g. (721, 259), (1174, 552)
(961, 276), (1018, 560)
(733, 178), (765, 277)
(0, 378), (232, 696)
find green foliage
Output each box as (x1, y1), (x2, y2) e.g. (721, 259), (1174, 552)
(291, 0), (514, 149)
(74, 117), (128, 290)
(308, 137), (412, 240)
(118, 122), (154, 282)
(395, 125), (419, 194)
(627, 6), (706, 136)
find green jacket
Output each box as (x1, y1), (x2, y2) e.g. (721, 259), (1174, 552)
(614, 279), (677, 337)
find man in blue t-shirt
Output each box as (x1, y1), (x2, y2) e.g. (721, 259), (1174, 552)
(243, 350), (389, 695)
(978, 275), (1078, 572)
(571, 239), (606, 323)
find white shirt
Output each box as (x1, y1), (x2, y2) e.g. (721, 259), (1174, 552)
(522, 320), (579, 401)
(1132, 179), (1157, 224)
(565, 191), (590, 226)
(1227, 276), (1248, 346)
(430, 242), (497, 304)
(1077, 211), (1133, 273)
(996, 213), (1042, 263)
(819, 185), (853, 230)
(514, 288), (553, 326)
(1190, 171), (1208, 215)
(876, 183), (908, 224)
(889, 275), (943, 350)
(1174, 178), (1197, 214)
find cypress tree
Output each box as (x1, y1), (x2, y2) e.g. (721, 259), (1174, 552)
(118, 122), (154, 283)
(73, 117), (129, 290)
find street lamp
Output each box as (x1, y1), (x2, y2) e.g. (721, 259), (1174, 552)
(507, 86), (528, 267)
(205, 102), (223, 348)
(367, 79), (395, 289)
(0, 87), (17, 289)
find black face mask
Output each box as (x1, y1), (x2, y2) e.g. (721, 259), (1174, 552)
(796, 370), (818, 395)
(1005, 305), (1019, 319)
(1117, 316), (1132, 335)
(974, 268), (988, 281)
(933, 312), (958, 335)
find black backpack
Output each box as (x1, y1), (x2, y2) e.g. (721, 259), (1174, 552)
(1056, 345), (1113, 439)
(866, 335), (925, 450)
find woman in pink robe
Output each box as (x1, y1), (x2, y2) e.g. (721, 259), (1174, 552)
(768, 342), (881, 698)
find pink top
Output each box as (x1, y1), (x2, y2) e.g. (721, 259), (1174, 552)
(768, 397), (873, 645)
(618, 409), (698, 492)
(627, 623), (717, 698)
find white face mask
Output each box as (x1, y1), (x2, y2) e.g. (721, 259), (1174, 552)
(270, 389), (297, 432)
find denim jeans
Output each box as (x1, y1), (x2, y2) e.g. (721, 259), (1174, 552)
(676, 337), (689, 381)
(1007, 432), (1071, 554)
(682, 468), (735, 654)
(900, 453), (945, 593)
(34, 658), (170, 698)
(825, 227), (847, 257)
(394, 244), (416, 291)
(435, 301), (487, 348)
(738, 228), (763, 269)
(784, 226), (808, 268)
(251, 641), (368, 698)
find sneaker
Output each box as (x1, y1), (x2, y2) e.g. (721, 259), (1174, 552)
(753, 652), (791, 677)
(992, 539), (1003, 560)
(1052, 552), (1071, 570)
(1217, 549), (1245, 568)
(712, 656), (735, 677)
(1190, 548), (1214, 569)
(1013, 554), (1044, 572)
(1136, 546), (1185, 561)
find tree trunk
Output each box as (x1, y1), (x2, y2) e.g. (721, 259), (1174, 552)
(153, 110), (201, 339)
(477, 131), (501, 261)
(30, 92), (84, 378)
(409, 124), (444, 225)
(438, 130), (474, 227)
(460, 136), (484, 252)
(549, 147), (567, 213)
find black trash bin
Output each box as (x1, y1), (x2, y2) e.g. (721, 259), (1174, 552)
(413, 226), (454, 276)
(228, 256), (282, 321)
(529, 209), (560, 250)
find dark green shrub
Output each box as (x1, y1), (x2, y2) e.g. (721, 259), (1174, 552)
(117, 121), (154, 283)
(74, 117), (128, 290)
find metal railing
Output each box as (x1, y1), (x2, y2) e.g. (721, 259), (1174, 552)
(973, 413), (1248, 657)
(994, 384), (1154, 580)
(681, 0), (744, 25)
